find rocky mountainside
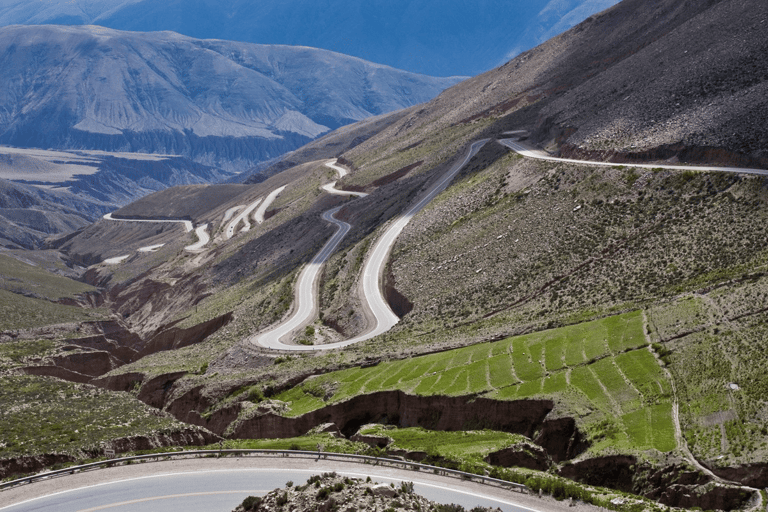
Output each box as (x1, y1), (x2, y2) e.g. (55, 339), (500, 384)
(0, 25), (462, 172)
(418, 0), (768, 166)
(0, 0), (619, 77)
(250, 0), (767, 180)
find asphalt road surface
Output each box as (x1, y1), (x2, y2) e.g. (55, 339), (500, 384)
(225, 197), (263, 239)
(1, 458), (575, 512)
(185, 223), (210, 252)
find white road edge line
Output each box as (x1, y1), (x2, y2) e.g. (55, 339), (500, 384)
(77, 490), (270, 512)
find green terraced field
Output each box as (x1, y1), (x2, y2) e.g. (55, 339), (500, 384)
(276, 311), (677, 454)
(358, 425), (528, 462)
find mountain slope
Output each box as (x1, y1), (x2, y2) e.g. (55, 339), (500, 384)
(0, 0), (619, 77)
(0, 179), (110, 249)
(6, 0), (768, 502)
(0, 25), (462, 172)
(327, 0), (767, 170)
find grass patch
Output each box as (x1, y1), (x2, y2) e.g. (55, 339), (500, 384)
(204, 434), (367, 454)
(359, 425), (527, 462)
(0, 253), (96, 300)
(0, 338), (57, 372)
(0, 289), (108, 331)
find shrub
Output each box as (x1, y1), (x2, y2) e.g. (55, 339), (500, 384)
(246, 387), (264, 403)
(434, 505), (465, 512)
(241, 496), (262, 511)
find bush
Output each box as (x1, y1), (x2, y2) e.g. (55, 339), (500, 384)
(240, 496), (262, 511)
(246, 387), (264, 403)
(435, 505), (465, 512)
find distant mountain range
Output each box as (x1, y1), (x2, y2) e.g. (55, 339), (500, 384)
(0, 146), (232, 249)
(0, 0), (619, 77)
(0, 25), (462, 172)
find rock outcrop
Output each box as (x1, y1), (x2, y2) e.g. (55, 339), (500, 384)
(0, 454), (76, 480)
(560, 456), (755, 511)
(233, 472), (501, 512)
(486, 441), (552, 472)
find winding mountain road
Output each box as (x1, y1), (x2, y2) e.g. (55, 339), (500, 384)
(101, 213), (211, 259)
(254, 186), (287, 223)
(0, 458), (572, 512)
(102, 213), (194, 232)
(250, 204), (351, 349)
(101, 184), (288, 262)
(185, 224), (210, 252)
(253, 141), (488, 351)
(321, 159), (369, 197)
(225, 197), (263, 239)
(498, 138), (768, 175)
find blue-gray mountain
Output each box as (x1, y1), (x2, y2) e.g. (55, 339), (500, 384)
(0, 25), (462, 172)
(0, 0), (619, 77)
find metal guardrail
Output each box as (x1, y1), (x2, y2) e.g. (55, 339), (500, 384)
(0, 449), (528, 493)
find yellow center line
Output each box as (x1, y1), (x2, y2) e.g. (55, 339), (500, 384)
(77, 490), (269, 511)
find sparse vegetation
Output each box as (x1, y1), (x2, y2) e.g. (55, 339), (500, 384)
(0, 375), (198, 459)
(0, 289), (107, 330)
